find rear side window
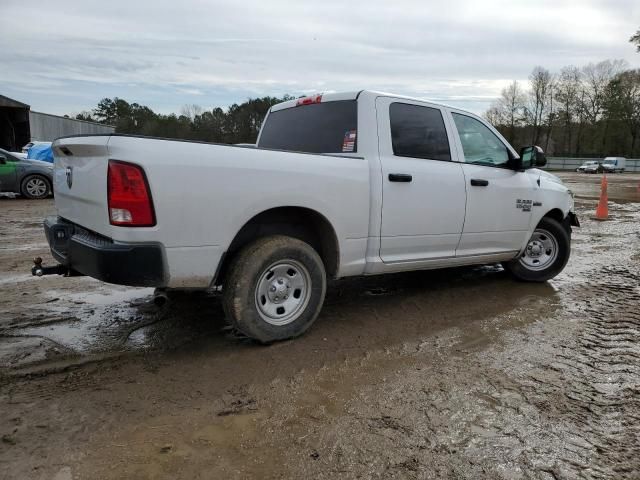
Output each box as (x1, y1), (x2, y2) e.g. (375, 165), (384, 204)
(389, 103), (451, 161)
(258, 100), (357, 154)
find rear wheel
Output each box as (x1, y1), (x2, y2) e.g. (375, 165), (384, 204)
(222, 235), (326, 343)
(504, 217), (570, 282)
(21, 175), (51, 199)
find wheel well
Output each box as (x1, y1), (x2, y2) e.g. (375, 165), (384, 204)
(215, 207), (340, 286)
(543, 208), (564, 223)
(21, 173), (51, 186)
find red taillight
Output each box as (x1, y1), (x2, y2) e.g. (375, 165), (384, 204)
(107, 160), (155, 227)
(296, 94), (322, 106)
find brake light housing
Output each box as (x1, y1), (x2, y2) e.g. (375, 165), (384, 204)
(296, 94), (322, 106)
(107, 160), (156, 227)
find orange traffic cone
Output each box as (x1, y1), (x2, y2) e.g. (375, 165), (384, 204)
(594, 174), (608, 220)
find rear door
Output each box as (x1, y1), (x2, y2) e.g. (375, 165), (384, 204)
(376, 97), (467, 263)
(447, 111), (535, 256)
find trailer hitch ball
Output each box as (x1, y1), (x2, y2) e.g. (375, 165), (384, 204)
(31, 257), (69, 277)
(33, 257), (44, 276)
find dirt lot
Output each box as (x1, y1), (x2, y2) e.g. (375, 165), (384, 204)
(1, 172), (639, 479)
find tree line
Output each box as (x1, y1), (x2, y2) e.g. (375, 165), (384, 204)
(75, 95), (294, 144)
(484, 60), (640, 158)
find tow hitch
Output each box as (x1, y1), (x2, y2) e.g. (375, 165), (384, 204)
(31, 257), (81, 278)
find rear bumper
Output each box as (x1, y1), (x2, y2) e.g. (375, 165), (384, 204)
(44, 216), (166, 287)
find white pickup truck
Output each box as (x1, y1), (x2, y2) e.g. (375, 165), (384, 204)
(39, 91), (578, 342)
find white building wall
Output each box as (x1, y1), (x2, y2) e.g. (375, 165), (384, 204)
(29, 111), (114, 141)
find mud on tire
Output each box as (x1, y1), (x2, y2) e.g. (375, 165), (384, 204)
(222, 235), (327, 343)
(504, 217), (570, 282)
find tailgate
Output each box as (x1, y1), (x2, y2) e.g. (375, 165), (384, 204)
(52, 136), (112, 237)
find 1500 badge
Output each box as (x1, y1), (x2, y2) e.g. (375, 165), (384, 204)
(516, 199), (533, 212)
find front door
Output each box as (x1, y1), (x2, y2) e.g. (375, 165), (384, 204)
(0, 152), (18, 193)
(377, 98), (467, 263)
(447, 111), (535, 257)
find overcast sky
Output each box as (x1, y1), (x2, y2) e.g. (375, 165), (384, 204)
(1, 0), (638, 116)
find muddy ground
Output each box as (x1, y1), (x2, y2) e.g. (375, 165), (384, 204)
(1, 172), (639, 479)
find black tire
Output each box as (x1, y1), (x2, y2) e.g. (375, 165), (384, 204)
(503, 217), (570, 282)
(21, 175), (51, 199)
(222, 235), (327, 343)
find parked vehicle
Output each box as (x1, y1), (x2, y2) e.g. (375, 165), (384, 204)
(0, 148), (54, 199)
(576, 160), (601, 174)
(37, 91), (579, 342)
(601, 157), (625, 173)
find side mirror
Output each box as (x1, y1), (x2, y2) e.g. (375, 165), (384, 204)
(0, 155), (6, 165)
(519, 145), (547, 169)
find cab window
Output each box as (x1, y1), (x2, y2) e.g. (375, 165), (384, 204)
(452, 113), (509, 167)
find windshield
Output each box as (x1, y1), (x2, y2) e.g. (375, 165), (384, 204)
(603, 159), (615, 165)
(0, 149), (20, 162)
(258, 100), (358, 154)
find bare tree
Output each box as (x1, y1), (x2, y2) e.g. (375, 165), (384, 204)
(526, 66), (553, 145)
(486, 80), (526, 144)
(581, 60), (627, 123)
(544, 76), (556, 151)
(583, 60), (628, 152)
(180, 104), (204, 120)
(631, 28), (640, 52)
(484, 106), (502, 126)
(554, 66), (582, 153)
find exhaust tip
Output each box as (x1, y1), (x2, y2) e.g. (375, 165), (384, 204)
(153, 289), (169, 307)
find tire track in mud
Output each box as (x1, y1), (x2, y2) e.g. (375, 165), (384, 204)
(286, 249), (640, 478)
(530, 264), (640, 479)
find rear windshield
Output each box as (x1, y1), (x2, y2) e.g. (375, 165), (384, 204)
(258, 100), (358, 154)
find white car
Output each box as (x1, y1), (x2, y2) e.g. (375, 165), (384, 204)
(576, 160), (601, 173)
(38, 90), (579, 343)
(601, 157), (625, 173)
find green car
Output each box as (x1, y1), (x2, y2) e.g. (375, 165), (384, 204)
(0, 148), (54, 199)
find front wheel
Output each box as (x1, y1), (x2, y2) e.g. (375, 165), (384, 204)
(503, 217), (570, 282)
(222, 235), (327, 343)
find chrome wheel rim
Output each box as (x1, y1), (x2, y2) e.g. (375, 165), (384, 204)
(255, 260), (311, 326)
(26, 178), (47, 197)
(519, 228), (558, 271)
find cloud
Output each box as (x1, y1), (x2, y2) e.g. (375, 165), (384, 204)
(0, 0), (637, 115)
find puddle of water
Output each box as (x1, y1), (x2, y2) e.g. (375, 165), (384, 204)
(18, 288), (154, 352)
(0, 274), (36, 286)
(51, 288), (153, 306)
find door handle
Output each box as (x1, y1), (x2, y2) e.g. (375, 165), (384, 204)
(388, 173), (413, 183)
(470, 179), (489, 186)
